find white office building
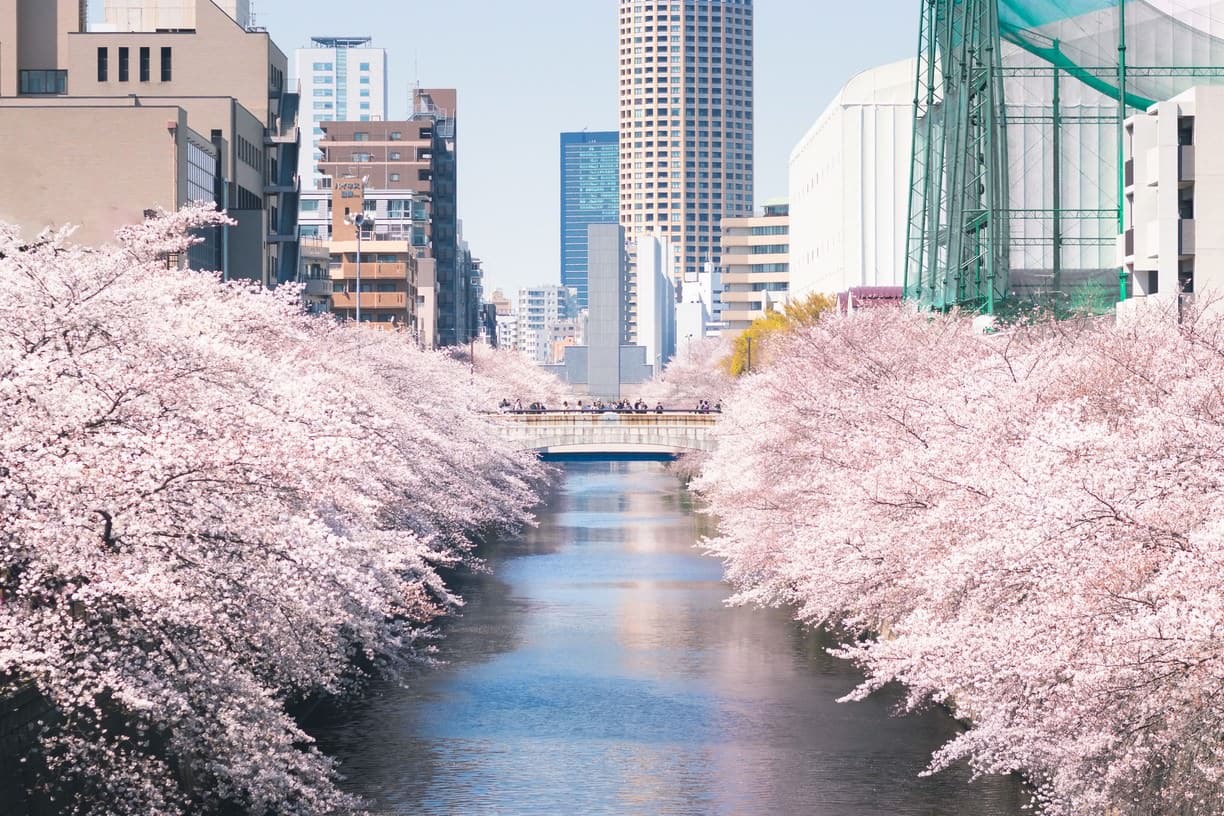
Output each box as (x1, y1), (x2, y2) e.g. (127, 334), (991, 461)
(788, 58), (915, 299)
(293, 37), (388, 191)
(515, 285), (577, 364)
(636, 234), (677, 373)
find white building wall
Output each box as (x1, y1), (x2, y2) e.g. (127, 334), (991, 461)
(636, 235), (677, 372)
(104, 0), (251, 30)
(788, 58), (914, 299)
(1121, 85), (1224, 318)
(293, 41), (389, 192)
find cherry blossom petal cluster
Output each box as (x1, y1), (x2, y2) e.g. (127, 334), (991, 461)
(0, 206), (552, 815)
(698, 304), (1224, 815)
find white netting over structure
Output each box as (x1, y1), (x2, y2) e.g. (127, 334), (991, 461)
(907, 0), (1224, 312)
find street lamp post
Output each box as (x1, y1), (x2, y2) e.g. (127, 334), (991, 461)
(344, 212), (371, 323)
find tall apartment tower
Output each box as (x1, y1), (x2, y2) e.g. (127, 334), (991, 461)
(294, 37), (389, 191)
(560, 131), (619, 311)
(617, 0), (754, 282)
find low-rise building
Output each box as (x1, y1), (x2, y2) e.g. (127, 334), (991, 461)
(719, 201), (790, 334)
(0, 0), (300, 285)
(1120, 85), (1224, 319)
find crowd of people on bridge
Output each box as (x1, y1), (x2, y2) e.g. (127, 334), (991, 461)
(496, 398), (722, 415)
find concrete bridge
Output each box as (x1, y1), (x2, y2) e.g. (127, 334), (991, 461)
(490, 411), (717, 457)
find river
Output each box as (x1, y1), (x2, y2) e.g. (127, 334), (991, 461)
(312, 461), (1025, 815)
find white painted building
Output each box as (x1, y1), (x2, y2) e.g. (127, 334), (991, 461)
(515, 285), (577, 364)
(636, 234), (677, 373)
(103, 0), (250, 29)
(676, 260), (724, 343)
(788, 58), (915, 299)
(496, 313), (519, 352)
(293, 37), (388, 192)
(1120, 85), (1224, 318)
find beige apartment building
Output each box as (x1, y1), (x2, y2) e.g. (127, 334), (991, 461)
(0, 0), (299, 286)
(313, 91), (471, 346)
(719, 200), (789, 334)
(327, 178), (417, 331)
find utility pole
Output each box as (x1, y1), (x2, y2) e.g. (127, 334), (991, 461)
(746, 336), (752, 373)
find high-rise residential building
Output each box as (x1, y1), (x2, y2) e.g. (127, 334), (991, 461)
(788, 58), (913, 300)
(293, 37), (388, 192)
(102, 0), (251, 30)
(560, 130), (619, 310)
(0, 0), (299, 287)
(617, 0), (754, 306)
(326, 178), (417, 332)
(719, 199), (789, 333)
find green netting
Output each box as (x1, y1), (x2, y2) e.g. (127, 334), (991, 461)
(906, 0), (1224, 314)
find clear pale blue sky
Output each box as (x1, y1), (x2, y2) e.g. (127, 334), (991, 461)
(94, 1), (920, 295)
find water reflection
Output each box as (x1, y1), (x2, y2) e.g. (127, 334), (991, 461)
(312, 462), (1023, 815)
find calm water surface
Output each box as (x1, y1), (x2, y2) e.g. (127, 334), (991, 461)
(313, 461), (1024, 815)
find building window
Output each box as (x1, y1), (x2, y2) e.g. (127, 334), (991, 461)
(18, 70), (67, 95)
(97, 48), (108, 82)
(161, 48), (172, 82)
(359, 62), (371, 71)
(389, 152), (401, 160)
(360, 102), (370, 110)
(389, 173), (400, 182)
(359, 88), (370, 97)
(353, 132), (369, 141)
(312, 62), (333, 71)
(359, 77), (370, 84)
(390, 131), (403, 141)
(118, 47), (129, 81)
(139, 47), (150, 82)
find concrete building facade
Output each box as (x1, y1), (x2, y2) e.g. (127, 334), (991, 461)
(560, 130), (619, 310)
(293, 36), (388, 192)
(1120, 85), (1224, 317)
(0, 0), (299, 285)
(787, 58), (914, 299)
(617, 0), (754, 289)
(326, 178), (417, 331)
(311, 92), (473, 346)
(719, 199), (789, 333)
(636, 233), (677, 371)
(514, 285), (577, 364)
(102, 0), (250, 30)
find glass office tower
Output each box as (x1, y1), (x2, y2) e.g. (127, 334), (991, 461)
(560, 131), (619, 310)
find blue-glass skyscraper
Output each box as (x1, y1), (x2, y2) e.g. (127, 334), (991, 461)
(560, 131), (619, 310)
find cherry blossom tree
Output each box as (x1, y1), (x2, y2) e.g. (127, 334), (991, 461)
(698, 303), (1224, 815)
(0, 207), (549, 814)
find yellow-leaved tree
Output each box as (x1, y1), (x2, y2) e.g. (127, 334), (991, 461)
(724, 292), (837, 377)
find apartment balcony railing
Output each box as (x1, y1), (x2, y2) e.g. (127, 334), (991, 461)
(1179, 145), (1195, 185)
(303, 278), (333, 297)
(1180, 219), (1196, 257)
(332, 262), (411, 281)
(264, 174), (300, 195)
(331, 292), (409, 310)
